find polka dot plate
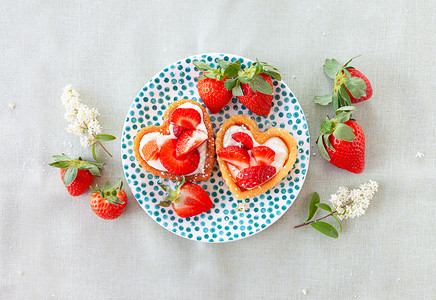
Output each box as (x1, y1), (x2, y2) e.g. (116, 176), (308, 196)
(121, 53), (310, 243)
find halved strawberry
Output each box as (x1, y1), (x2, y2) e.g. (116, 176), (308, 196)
(176, 129), (208, 158)
(141, 140), (160, 161)
(251, 146), (275, 166)
(169, 108), (201, 129)
(159, 139), (199, 175)
(158, 176), (213, 218)
(231, 132), (253, 149)
(235, 165), (276, 189)
(217, 146), (250, 170)
(172, 125), (187, 137)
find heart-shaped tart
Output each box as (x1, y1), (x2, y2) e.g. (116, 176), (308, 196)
(133, 99), (215, 182)
(216, 115), (297, 200)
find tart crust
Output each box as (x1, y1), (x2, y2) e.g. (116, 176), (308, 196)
(216, 115), (298, 199)
(133, 99), (215, 182)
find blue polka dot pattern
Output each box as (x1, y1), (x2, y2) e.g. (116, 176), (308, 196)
(121, 53), (310, 243)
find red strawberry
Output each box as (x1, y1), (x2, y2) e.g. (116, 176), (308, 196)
(235, 165), (277, 189)
(217, 146), (250, 170)
(197, 78), (233, 114)
(176, 129), (208, 158)
(158, 176), (213, 218)
(169, 108), (201, 129)
(159, 139), (200, 175)
(141, 140), (160, 161)
(49, 154), (103, 196)
(193, 60), (242, 113)
(314, 57), (373, 109)
(172, 125), (187, 137)
(251, 146), (275, 166)
(317, 107), (365, 174)
(231, 132), (253, 149)
(238, 73), (274, 116)
(90, 179), (127, 220)
(346, 68), (373, 103)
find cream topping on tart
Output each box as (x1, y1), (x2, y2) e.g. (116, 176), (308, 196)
(222, 125), (289, 181)
(139, 102), (208, 175)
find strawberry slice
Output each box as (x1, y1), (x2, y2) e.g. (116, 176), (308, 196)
(217, 146), (250, 170)
(176, 129), (208, 158)
(251, 146), (275, 166)
(141, 140), (160, 161)
(159, 139), (199, 175)
(172, 125), (187, 137)
(158, 177), (213, 218)
(169, 108), (201, 129)
(231, 132), (253, 149)
(235, 165), (276, 189)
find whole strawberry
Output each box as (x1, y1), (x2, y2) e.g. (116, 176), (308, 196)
(314, 56), (373, 110)
(49, 154), (103, 196)
(90, 179), (127, 220)
(158, 176), (213, 218)
(193, 60), (239, 113)
(227, 60), (281, 116)
(317, 106), (365, 174)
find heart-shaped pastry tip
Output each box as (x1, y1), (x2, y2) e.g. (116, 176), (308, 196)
(133, 99), (215, 182)
(216, 115), (297, 200)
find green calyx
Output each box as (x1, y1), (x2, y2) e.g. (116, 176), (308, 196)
(194, 59), (281, 97)
(316, 106), (356, 161)
(90, 178), (124, 205)
(49, 153), (104, 186)
(157, 176), (185, 207)
(314, 56), (367, 110)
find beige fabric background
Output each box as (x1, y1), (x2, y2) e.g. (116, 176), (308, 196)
(1, 1), (435, 299)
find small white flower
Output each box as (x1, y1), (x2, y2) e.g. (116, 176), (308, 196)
(415, 152), (424, 158)
(330, 180), (379, 220)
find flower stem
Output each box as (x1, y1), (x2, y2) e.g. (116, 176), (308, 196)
(293, 211), (338, 228)
(92, 134), (113, 158)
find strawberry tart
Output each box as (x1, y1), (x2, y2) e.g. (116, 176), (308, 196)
(216, 115), (298, 200)
(133, 99), (215, 182)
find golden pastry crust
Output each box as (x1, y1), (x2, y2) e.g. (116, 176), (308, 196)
(216, 115), (298, 200)
(133, 99), (215, 182)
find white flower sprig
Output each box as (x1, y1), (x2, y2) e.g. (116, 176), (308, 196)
(61, 85), (115, 160)
(294, 180), (379, 238)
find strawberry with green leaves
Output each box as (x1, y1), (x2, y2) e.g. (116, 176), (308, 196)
(158, 176), (213, 218)
(317, 106), (365, 174)
(193, 59), (241, 113)
(90, 179), (127, 220)
(314, 57), (373, 110)
(226, 60), (281, 116)
(49, 154), (104, 196)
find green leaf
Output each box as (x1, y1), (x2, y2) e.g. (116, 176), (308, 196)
(158, 200), (171, 207)
(335, 106), (355, 114)
(332, 93), (339, 111)
(332, 215), (342, 233)
(305, 192), (320, 222)
(320, 121), (332, 134)
(193, 61), (212, 71)
(344, 77), (367, 99)
(317, 134), (330, 160)
(254, 60), (263, 75)
(263, 70), (281, 81)
(104, 181), (111, 190)
(333, 123), (356, 142)
(224, 78), (237, 90)
(86, 164), (101, 176)
(310, 221), (339, 238)
(111, 178), (122, 190)
(336, 110), (353, 124)
(92, 144), (99, 163)
(323, 59), (342, 79)
(63, 166), (78, 186)
(338, 84), (352, 106)
(96, 134), (116, 142)
(315, 203), (332, 212)
(314, 95), (333, 105)
(49, 161), (71, 169)
(205, 72), (216, 79)
(239, 76), (251, 84)
(216, 59), (230, 69)
(223, 63), (241, 78)
(53, 154), (71, 162)
(249, 74), (273, 95)
(323, 134), (335, 151)
(232, 83), (244, 97)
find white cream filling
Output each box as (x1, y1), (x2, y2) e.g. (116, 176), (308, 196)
(222, 125), (289, 186)
(139, 102), (208, 175)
